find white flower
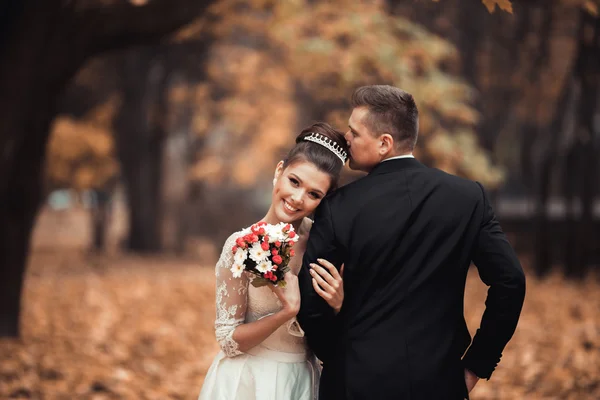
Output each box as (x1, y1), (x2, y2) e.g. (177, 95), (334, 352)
(264, 224), (280, 242)
(230, 263), (244, 278)
(256, 260), (274, 273)
(234, 248), (247, 264)
(265, 223), (287, 243)
(249, 242), (268, 263)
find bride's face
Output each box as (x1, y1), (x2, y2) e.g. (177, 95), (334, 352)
(270, 160), (332, 224)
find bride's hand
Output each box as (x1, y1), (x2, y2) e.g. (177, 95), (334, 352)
(310, 259), (344, 314)
(269, 272), (301, 317)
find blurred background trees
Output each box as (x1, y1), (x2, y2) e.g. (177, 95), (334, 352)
(0, 0), (598, 340)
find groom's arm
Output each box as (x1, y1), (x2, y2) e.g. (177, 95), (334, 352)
(297, 197), (343, 363)
(462, 182), (526, 379)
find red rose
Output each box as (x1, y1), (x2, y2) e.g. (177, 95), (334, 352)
(263, 235), (270, 243)
(288, 231), (296, 239)
(251, 234), (259, 243)
(271, 249), (278, 256)
(283, 224), (291, 232)
(272, 255), (283, 264)
(232, 246), (238, 253)
(236, 238), (245, 247)
(290, 249), (295, 257)
(258, 227), (265, 235)
(275, 240), (281, 247)
(261, 241), (270, 251)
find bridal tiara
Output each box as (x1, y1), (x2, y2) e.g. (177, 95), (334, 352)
(303, 132), (348, 164)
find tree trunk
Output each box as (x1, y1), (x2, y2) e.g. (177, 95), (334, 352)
(563, 143), (580, 276)
(0, 1), (82, 337)
(0, 129), (51, 337)
(114, 49), (169, 252)
(532, 65), (577, 277)
(162, 81), (193, 254)
(568, 10), (600, 277)
(0, 0), (214, 337)
(91, 190), (112, 252)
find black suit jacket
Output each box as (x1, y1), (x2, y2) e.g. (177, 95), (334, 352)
(297, 158), (526, 400)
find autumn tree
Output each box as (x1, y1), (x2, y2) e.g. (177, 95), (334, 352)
(185, 0), (504, 189)
(0, 0), (215, 338)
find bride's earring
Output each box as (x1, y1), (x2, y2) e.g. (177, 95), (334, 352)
(273, 178), (277, 186)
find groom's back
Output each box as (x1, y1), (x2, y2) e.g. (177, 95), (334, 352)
(327, 158), (483, 399)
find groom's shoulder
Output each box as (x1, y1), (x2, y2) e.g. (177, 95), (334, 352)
(325, 173), (370, 200)
(429, 167), (484, 197)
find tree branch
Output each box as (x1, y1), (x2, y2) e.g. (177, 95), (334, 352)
(76, 0), (215, 55)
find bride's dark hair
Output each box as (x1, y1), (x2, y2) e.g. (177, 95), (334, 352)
(282, 122), (349, 191)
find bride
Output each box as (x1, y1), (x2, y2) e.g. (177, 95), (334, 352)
(198, 122), (349, 400)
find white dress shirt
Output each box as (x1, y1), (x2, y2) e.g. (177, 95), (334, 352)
(381, 154), (414, 163)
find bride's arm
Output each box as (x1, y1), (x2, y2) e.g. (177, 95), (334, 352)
(214, 235), (299, 357)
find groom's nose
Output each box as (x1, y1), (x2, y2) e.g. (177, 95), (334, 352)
(344, 131), (352, 145)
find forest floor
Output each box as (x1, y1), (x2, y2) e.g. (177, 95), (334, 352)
(0, 250), (599, 400)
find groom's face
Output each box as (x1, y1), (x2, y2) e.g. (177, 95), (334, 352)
(345, 107), (383, 172)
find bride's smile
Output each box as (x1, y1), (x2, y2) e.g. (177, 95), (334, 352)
(264, 160), (331, 226)
(282, 199), (299, 214)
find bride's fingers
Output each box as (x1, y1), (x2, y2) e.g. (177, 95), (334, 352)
(310, 263), (337, 287)
(312, 277), (332, 300)
(310, 264), (335, 288)
(310, 268), (334, 294)
(317, 258), (342, 281)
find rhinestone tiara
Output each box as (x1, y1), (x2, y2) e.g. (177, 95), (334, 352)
(303, 132), (348, 164)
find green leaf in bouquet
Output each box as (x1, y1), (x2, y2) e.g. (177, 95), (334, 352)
(251, 277), (271, 288)
(279, 265), (291, 274)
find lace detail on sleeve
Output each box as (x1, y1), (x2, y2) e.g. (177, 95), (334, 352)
(214, 232), (249, 357)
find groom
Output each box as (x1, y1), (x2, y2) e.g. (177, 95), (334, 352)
(297, 85), (526, 399)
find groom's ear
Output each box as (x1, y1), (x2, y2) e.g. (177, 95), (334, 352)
(379, 134), (394, 156)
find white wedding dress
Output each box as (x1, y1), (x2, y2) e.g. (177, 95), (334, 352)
(198, 227), (320, 400)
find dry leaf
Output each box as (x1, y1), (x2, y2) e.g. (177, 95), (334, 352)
(583, 0), (598, 15)
(482, 0), (513, 13)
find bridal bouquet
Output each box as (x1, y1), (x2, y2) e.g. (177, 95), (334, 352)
(230, 222), (298, 287)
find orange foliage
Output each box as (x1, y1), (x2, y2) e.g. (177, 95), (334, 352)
(191, 0), (505, 188)
(46, 100), (120, 191)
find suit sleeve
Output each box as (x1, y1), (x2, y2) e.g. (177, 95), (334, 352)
(297, 197), (344, 363)
(462, 182), (526, 379)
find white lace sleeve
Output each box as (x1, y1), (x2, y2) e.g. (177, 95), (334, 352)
(214, 233), (249, 357)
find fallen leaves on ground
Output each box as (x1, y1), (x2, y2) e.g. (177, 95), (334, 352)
(0, 251), (598, 399)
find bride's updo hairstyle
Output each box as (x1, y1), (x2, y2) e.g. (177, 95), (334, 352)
(282, 122), (349, 191)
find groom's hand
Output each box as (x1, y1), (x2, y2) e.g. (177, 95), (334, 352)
(464, 368), (480, 393)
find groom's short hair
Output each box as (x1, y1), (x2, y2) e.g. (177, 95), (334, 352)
(351, 85), (419, 151)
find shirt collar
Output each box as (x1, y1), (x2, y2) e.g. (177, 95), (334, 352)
(381, 154), (414, 163)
